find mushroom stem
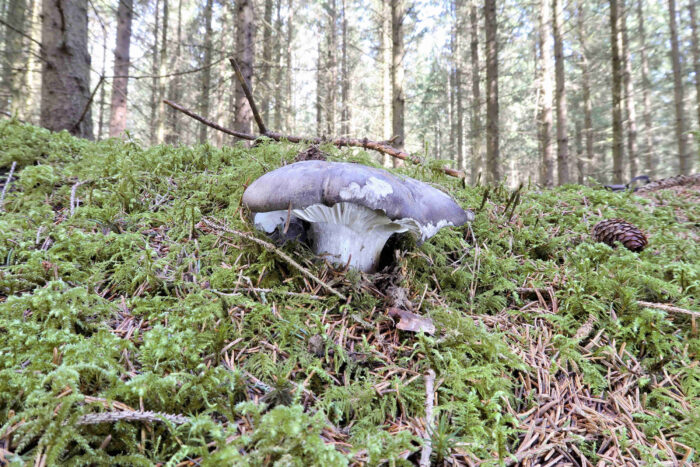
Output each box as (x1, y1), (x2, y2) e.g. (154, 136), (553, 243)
(309, 222), (394, 272)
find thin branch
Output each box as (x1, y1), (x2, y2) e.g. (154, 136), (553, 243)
(637, 301), (700, 318)
(71, 76), (104, 134)
(75, 410), (189, 426)
(229, 57), (267, 134)
(0, 18), (43, 49)
(200, 217), (347, 301)
(163, 99), (255, 140)
(0, 161), (18, 211)
(419, 369), (436, 467)
(164, 99), (464, 178)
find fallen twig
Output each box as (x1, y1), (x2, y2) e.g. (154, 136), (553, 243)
(637, 301), (700, 318)
(75, 410), (189, 426)
(211, 287), (323, 300)
(163, 99), (255, 140)
(419, 369), (436, 467)
(229, 58), (267, 134)
(0, 161), (17, 211)
(200, 217), (347, 301)
(70, 180), (91, 216)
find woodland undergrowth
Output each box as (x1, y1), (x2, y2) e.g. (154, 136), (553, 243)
(0, 120), (698, 465)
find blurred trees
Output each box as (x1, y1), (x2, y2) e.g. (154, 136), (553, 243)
(1, 0), (698, 183)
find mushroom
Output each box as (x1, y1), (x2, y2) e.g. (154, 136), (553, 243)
(242, 161), (474, 272)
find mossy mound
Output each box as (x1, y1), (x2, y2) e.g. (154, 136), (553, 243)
(0, 120), (698, 465)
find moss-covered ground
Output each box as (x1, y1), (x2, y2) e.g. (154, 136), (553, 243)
(0, 120), (698, 465)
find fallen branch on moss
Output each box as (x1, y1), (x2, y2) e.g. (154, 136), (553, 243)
(419, 369), (436, 467)
(0, 160), (17, 211)
(75, 410), (190, 426)
(637, 300), (700, 318)
(199, 217), (347, 301)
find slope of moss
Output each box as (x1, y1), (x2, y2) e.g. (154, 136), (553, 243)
(0, 120), (698, 465)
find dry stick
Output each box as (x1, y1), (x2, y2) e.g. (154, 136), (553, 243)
(0, 161), (17, 211)
(637, 301), (700, 318)
(165, 98), (465, 179)
(75, 410), (189, 426)
(419, 369), (436, 467)
(163, 99), (256, 140)
(229, 57), (267, 134)
(71, 76), (104, 134)
(201, 217), (347, 301)
(70, 180), (90, 216)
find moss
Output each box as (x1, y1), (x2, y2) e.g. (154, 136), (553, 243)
(0, 121), (698, 464)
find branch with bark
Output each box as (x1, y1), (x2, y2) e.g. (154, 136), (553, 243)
(163, 57), (464, 179)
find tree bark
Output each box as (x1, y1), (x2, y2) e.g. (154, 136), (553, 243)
(469, 0), (482, 183)
(149, 0), (160, 144)
(689, 0), (700, 154)
(484, 0), (499, 182)
(273, 0), (283, 130)
(97, 21), (107, 140)
(636, 0), (654, 176)
(325, 0), (337, 136)
(553, 0), (569, 184)
(667, 0), (690, 173)
(316, 36), (323, 134)
(261, 0), (273, 124)
(538, 0), (554, 187)
(576, 0), (593, 182)
(610, 0), (624, 183)
(453, 0), (463, 170)
(199, 0), (213, 144)
(391, 0), (405, 166)
(382, 0), (392, 165)
(40, 0), (93, 139)
(166, 0), (182, 144)
(156, 0), (168, 143)
(340, 0), (350, 137)
(234, 0), (255, 136)
(1, 0), (27, 115)
(109, 0), (132, 138)
(620, 0), (638, 177)
(285, 0), (294, 132)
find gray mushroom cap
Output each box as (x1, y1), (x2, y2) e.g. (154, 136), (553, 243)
(242, 160), (473, 233)
(242, 161), (473, 272)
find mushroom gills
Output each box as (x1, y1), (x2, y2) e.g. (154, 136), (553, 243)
(254, 202), (425, 272)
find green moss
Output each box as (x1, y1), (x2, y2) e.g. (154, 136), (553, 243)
(0, 121), (698, 464)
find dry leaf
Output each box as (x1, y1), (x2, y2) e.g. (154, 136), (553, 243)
(388, 307), (435, 335)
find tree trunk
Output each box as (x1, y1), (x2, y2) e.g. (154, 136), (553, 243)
(667, 0), (690, 173)
(636, 0), (654, 176)
(452, 0), (463, 170)
(553, 0), (569, 184)
(1, 0), (27, 115)
(620, 0), (638, 177)
(261, 0), (273, 124)
(285, 0), (294, 132)
(166, 0), (182, 144)
(40, 0), (93, 139)
(149, 0), (160, 144)
(325, 0), (337, 136)
(610, 0), (624, 183)
(576, 0), (593, 182)
(340, 0), (350, 137)
(469, 0), (482, 183)
(234, 0), (255, 136)
(689, 0), (700, 154)
(391, 0), (405, 165)
(484, 0), (499, 182)
(156, 0), (168, 143)
(199, 0), (213, 144)
(575, 118), (584, 184)
(316, 37), (323, 134)
(273, 0), (283, 130)
(382, 0), (392, 165)
(109, 0), (132, 138)
(538, 0), (554, 187)
(97, 22), (107, 140)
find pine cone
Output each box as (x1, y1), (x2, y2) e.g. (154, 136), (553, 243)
(592, 219), (648, 252)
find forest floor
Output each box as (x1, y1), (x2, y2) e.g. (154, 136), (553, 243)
(0, 120), (698, 466)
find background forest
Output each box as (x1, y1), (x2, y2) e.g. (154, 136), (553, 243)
(1, 0), (699, 186)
